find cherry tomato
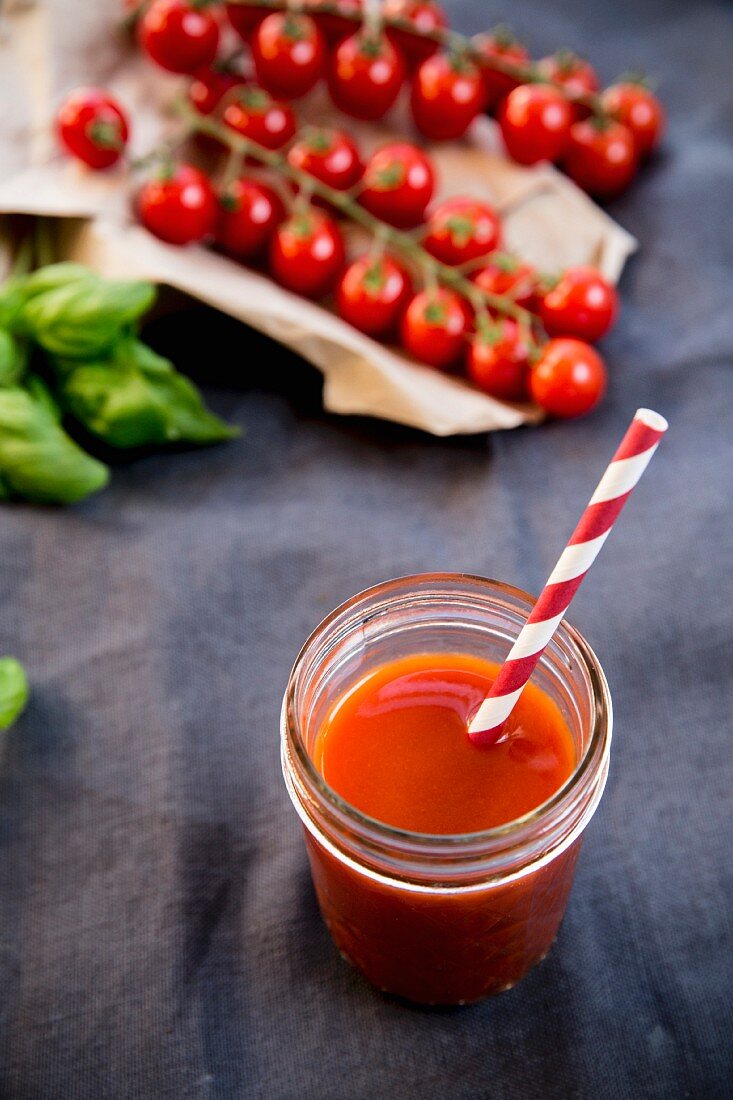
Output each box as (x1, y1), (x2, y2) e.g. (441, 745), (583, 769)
(472, 255), (537, 311)
(539, 266), (618, 342)
(529, 338), (607, 418)
(287, 127), (363, 192)
(423, 197), (502, 266)
(223, 85), (297, 150)
(498, 84), (572, 164)
(359, 142), (435, 228)
(138, 0), (219, 75)
(225, 3), (265, 39)
(471, 28), (529, 111)
(137, 164), (218, 245)
(537, 51), (599, 97)
(336, 254), (412, 337)
(410, 52), (483, 141)
(601, 82), (665, 158)
(251, 12), (326, 100)
(466, 319), (531, 401)
(328, 31), (406, 121)
(302, 0), (362, 44)
(188, 70), (247, 115)
(216, 176), (285, 260)
(400, 288), (468, 369)
(56, 87), (129, 170)
(562, 118), (637, 200)
(383, 0), (448, 68)
(269, 210), (346, 298)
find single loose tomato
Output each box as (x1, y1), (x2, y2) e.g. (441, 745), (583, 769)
(223, 85), (297, 150)
(226, 2), (265, 39)
(216, 177), (285, 260)
(471, 28), (529, 111)
(328, 31), (406, 121)
(188, 69), (247, 115)
(138, 0), (219, 74)
(539, 266), (618, 342)
(383, 0), (448, 68)
(423, 197), (502, 266)
(287, 128), (363, 191)
(601, 82), (665, 158)
(358, 141), (435, 228)
(302, 0), (362, 43)
(56, 87), (129, 170)
(466, 318), (531, 401)
(251, 12), (326, 99)
(472, 254), (537, 310)
(336, 254), (412, 337)
(400, 288), (468, 368)
(562, 118), (637, 199)
(410, 52), (483, 141)
(529, 338), (607, 418)
(137, 164), (218, 245)
(269, 210), (346, 298)
(499, 84), (573, 164)
(537, 51), (599, 97)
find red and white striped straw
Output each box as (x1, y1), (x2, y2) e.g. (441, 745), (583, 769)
(468, 408), (668, 746)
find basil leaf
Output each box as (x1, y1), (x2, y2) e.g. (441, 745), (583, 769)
(0, 329), (27, 387)
(0, 385), (109, 503)
(0, 656), (28, 730)
(15, 262), (92, 302)
(21, 277), (156, 358)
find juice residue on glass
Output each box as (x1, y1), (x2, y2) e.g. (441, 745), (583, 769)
(313, 652), (577, 834)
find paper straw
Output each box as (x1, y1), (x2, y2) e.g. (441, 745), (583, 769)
(468, 408), (668, 746)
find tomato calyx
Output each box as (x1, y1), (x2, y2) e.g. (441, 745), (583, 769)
(444, 214), (479, 247)
(362, 258), (390, 296)
(488, 23), (519, 50)
(551, 49), (585, 77)
(423, 296), (449, 324)
(288, 211), (319, 238)
(371, 162), (407, 191)
(474, 312), (502, 344)
(87, 119), (125, 151)
(281, 13), (310, 41)
(357, 31), (391, 59)
(303, 127), (335, 154)
(239, 85), (273, 113)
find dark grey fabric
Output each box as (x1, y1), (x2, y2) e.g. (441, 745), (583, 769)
(1, 1), (732, 1096)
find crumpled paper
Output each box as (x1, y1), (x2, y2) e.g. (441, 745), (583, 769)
(0, 0), (637, 435)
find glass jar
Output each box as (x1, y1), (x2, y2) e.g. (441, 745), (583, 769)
(281, 574), (612, 1005)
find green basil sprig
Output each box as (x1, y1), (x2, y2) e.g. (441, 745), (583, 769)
(0, 656), (29, 731)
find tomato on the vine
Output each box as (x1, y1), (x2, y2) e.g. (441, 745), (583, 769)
(383, 0), (448, 68)
(498, 84), (573, 164)
(471, 28), (529, 111)
(302, 0), (362, 43)
(287, 128), (363, 191)
(562, 118), (637, 199)
(400, 288), (469, 369)
(188, 70), (247, 116)
(358, 142), (435, 228)
(472, 254), (537, 310)
(423, 197), (502, 266)
(539, 266), (618, 342)
(336, 254), (412, 337)
(529, 338), (607, 418)
(137, 164), (218, 245)
(56, 87), (129, 170)
(538, 51), (599, 98)
(601, 82), (665, 158)
(328, 31), (405, 121)
(223, 86), (297, 150)
(410, 52), (483, 141)
(138, 0), (219, 75)
(466, 318), (531, 401)
(216, 177), (285, 260)
(251, 12), (326, 100)
(226, 2), (265, 39)
(269, 210), (346, 298)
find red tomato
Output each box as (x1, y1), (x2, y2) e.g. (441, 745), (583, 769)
(188, 70), (247, 115)
(466, 319), (531, 401)
(423, 197), (502, 266)
(539, 266), (618, 342)
(336, 254), (412, 337)
(471, 29), (530, 111)
(269, 210), (346, 298)
(498, 84), (573, 164)
(216, 177), (285, 260)
(251, 12), (326, 99)
(400, 288), (468, 368)
(56, 87), (129, 170)
(138, 0), (219, 75)
(225, 3), (265, 39)
(328, 31), (405, 121)
(562, 118), (637, 199)
(410, 52), (483, 141)
(472, 255), (537, 310)
(137, 164), (218, 245)
(358, 141), (435, 228)
(601, 82), (665, 158)
(529, 338), (607, 418)
(537, 51), (599, 97)
(383, 0), (448, 68)
(302, 0), (362, 44)
(223, 86), (297, 150)
(287, 128), (363, 191)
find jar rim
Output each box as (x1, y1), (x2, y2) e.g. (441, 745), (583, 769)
(283, 572), (612, 853)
